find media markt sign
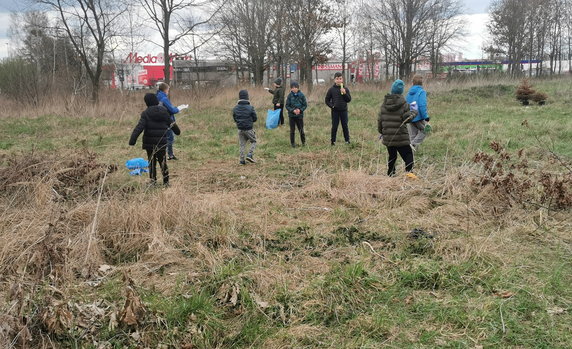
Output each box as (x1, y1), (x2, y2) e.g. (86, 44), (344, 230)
(123, 52), (192, 65)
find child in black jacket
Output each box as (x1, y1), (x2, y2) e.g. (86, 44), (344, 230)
(129, 93), (181, 186)
(325, 72), (352, 145)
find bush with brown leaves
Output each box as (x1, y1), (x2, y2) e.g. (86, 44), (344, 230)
(473, 141), (572, 210)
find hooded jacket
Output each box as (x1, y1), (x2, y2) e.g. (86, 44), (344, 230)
(405, 85), (429, 123)
(378, 94), (416, 147)
(285, 91), (308, 118)
(268, 85), (285, 106)
(156, 90), (180, 121)
(129, 105), (181, 149)
(233, 100), (257, 130)
(325, 84), (352, 111)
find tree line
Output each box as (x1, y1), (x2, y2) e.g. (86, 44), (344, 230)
(486, 0), (572, 76)
(1, 0), (569, 105)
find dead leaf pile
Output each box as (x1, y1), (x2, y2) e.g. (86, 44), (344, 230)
(118, 274), (146, 327)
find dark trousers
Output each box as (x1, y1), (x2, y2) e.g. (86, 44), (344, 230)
(289, 117), (305, 145)
(146, 146), (169, 184)
(274, 104), (284, 125)
(331, 110), (350, 143)
(387, 145), (414, 176)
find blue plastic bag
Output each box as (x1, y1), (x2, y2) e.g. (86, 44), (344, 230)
(125, 157), (149, 176)
(129, 168), (149, 176)
(266, 109), (281, 129)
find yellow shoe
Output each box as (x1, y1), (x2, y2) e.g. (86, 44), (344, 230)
(405, 173), (418, 180)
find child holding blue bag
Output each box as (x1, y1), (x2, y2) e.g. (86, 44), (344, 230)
(285, 81), (307, 147)
(129, 93), (181, 186)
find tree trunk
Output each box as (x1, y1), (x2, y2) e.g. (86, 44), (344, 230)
(341, 26), (346, 80)
(305, 56), (313, 92)
(163, 42), (171, 84)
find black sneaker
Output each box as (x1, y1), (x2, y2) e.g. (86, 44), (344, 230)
(345, 141), (351, 144)
(291, 144), (297, 148)
(331, 142), (335, 146)
(239, 160), (246, 165)
(246, 155), (256, 163)
(168, 155), (178, 160)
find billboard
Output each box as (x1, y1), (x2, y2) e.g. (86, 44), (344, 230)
(115, 52), (192, 88)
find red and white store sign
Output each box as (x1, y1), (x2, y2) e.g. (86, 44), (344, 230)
(314, 63), (348, 71)
(123, 52), (192, 66)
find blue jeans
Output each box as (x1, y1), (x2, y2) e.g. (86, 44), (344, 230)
(166, 129), (175, 157)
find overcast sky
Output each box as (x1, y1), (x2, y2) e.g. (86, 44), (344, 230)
(0, 0), (493, 59)
(463, 0), (493, 13)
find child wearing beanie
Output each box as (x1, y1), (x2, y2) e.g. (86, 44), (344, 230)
(232, 90), (258, 164)
(285, 81), (307, 147)
(377, 79), (417, 177)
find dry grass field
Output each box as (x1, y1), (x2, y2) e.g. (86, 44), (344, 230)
(0, 77), (571, 348)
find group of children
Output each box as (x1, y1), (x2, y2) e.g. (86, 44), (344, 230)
(129, 73), (430, 186)
(129, 82), (187, 186)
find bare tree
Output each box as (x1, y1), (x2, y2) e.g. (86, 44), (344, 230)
(139, 0), (220, 84)
(214, 0), (274, 86)
(212, 12), (248, 82)
(368, 0), (463, 79)
(36, 0), (127, 103)
(488, 0), (530, 76)
(289, 0), (334, 91)
(267, 2), (293, 84)
(356, 3), (388, 81)
(8, 11), (83, 101)
(427, 0), (465, 76)
(112, 2), (148, 90)
(333, 0), (355, 81)
(488, 0), (570, 77)
(567, 0), (572, 73)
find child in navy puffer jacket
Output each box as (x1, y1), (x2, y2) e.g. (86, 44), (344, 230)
(232, 90), (257, 164)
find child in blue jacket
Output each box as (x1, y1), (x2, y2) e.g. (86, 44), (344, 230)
(405, 75), (430, 151)
(156, 82), (188, 160)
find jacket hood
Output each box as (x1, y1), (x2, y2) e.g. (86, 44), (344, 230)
(237, 99), (250, 104)
(383, 94), (407, 112)
(407, 85), (423, 96)
(144, 105), (169, 121)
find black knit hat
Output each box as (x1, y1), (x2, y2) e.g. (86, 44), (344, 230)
(274, 78), (282, 86)
(290, 81), (299, 88)
(144, 93), (159, 106)
(239, 89), (249, 100)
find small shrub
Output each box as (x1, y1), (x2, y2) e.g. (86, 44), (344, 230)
(531, 91), (548, 105)
(515, 79), (535, 105)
